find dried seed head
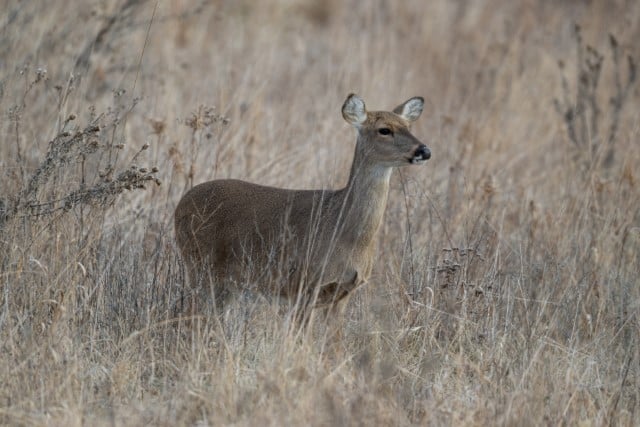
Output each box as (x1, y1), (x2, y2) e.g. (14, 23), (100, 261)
(35, 67), (47, 82)
(149, 118), (166, 135)
(142, 143), (150, 150)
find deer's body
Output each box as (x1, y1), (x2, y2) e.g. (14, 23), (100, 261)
(175, 94), (430, 313)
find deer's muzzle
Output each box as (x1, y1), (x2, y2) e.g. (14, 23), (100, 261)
(410, 144), (431, 164)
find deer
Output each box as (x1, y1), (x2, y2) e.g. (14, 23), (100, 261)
(174, 94), (430, 323)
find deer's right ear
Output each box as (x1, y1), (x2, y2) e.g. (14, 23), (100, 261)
(342, 94), (367, 127)
(393, 96), (424, 122)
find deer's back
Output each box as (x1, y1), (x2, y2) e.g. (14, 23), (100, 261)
(174, 179), (348, 288)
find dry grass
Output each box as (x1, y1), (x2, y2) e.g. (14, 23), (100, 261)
(1, 0), (639, 425)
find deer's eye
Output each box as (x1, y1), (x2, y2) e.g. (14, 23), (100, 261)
(378, 128), (392, 136)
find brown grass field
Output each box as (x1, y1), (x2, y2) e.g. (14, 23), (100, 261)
(1, 0), (639, 425)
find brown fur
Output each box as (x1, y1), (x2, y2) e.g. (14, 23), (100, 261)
(174, 94), (429, 314)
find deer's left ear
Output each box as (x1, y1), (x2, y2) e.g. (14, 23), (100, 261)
(342, 93), (368, 127)
(393, 96), (424, 122)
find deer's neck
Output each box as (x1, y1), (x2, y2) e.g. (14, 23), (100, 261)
(335, 150), (392, 249)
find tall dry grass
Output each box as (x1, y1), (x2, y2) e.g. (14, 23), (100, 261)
(1, 0), (639, 425)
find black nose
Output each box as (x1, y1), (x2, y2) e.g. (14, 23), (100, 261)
(416, 144), (431, 160)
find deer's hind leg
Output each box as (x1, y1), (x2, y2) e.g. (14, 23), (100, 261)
(179, 258), (235, 320)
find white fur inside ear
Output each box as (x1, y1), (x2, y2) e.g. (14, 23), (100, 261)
(342, 94), (367, 126)
(397, 97), (424, 122)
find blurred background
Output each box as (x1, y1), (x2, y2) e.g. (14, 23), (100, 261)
(1, 0), (638, 425)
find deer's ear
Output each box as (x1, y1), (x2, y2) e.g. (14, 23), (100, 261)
(393, 96), (424, 122)
(342, 94), (367, 126)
